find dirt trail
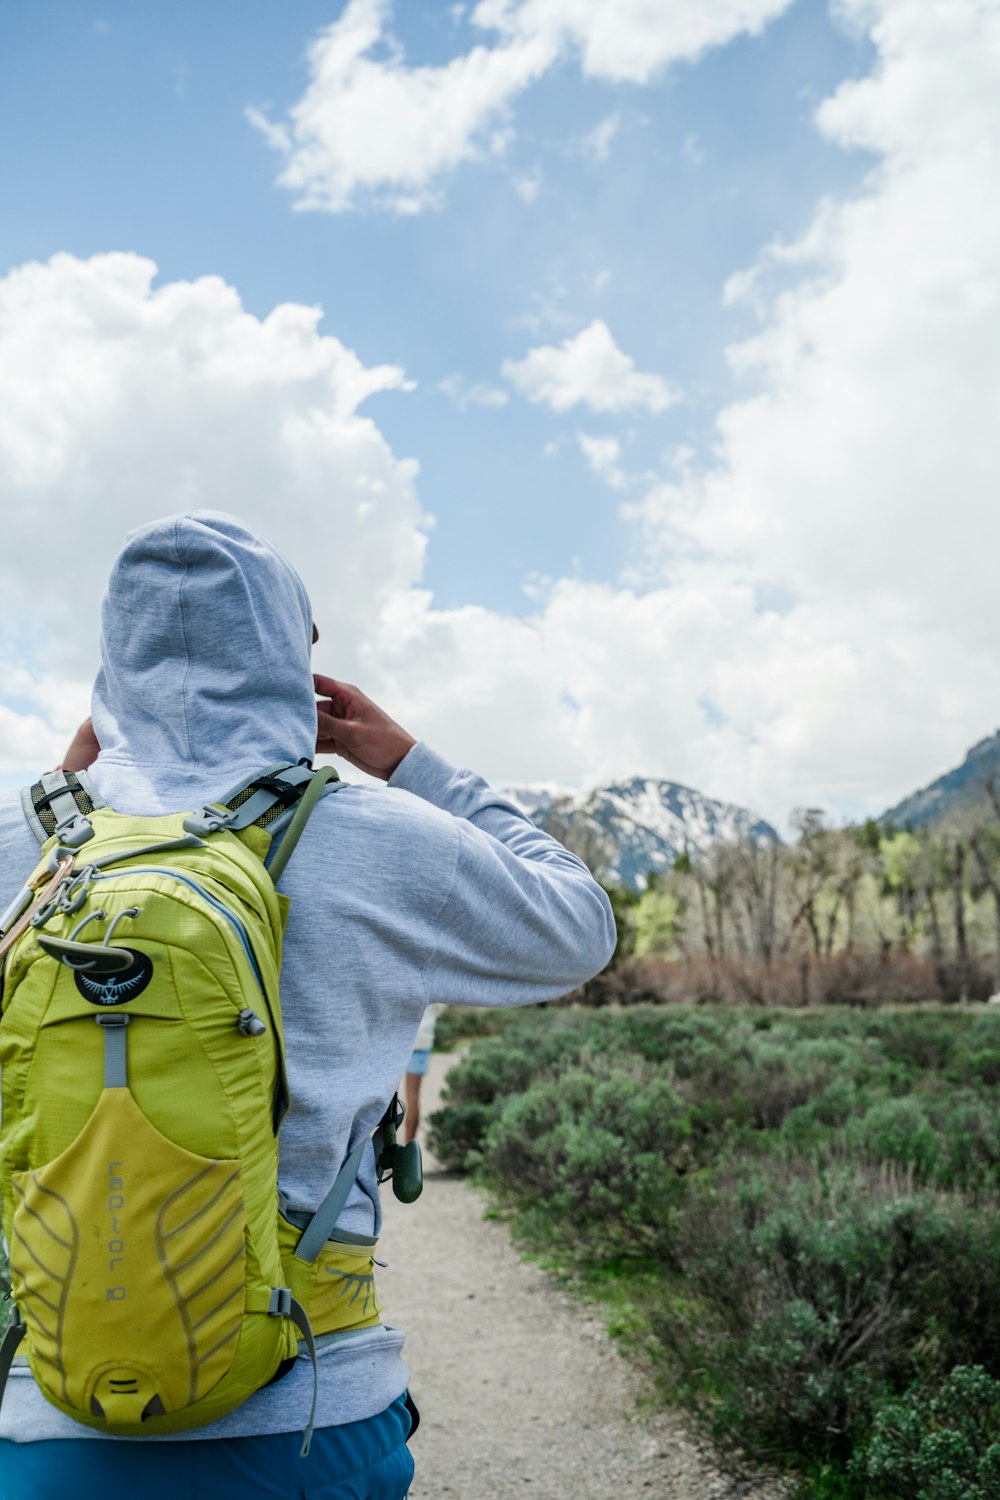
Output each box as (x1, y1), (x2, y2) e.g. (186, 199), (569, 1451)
(379, 1052), (788, 1500)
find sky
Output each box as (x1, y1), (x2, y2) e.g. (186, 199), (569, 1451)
(0, 0), (997, 832)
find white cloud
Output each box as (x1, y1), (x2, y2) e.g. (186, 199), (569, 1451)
(0, 252), (423, 770)
(249, 0), (795, 213)
(503, 319), (681, 413)
(581, 112), (620, 161)
(364, 0), (1000, 825)
(508, 282), (576, 336)
(5, 0), (999, 832)
(576, 432), (626, 488)
(622, 0), (1000, 814)
(472, 0), (796, 83)
(511, 166), (543, 201)
(246, 0), (554, 214)
(438, 374), (510, 410)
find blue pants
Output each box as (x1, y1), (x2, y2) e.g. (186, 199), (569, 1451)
(0, 1393), (414, 1500)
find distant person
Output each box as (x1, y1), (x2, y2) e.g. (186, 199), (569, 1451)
(403, 1003), (446, 1143)
(0, 512), (616, 1500)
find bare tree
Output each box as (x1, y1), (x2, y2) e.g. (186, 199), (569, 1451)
(786, 809), (833, 961)
(967, 776), (1000, 993)
(951, 836), (970, 1000)
(727, 835), (779, 965)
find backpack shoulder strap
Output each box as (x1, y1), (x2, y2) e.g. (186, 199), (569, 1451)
(182, 761), (342, 881)
(20, 769), (107, 849)
(182, 762), (327, 837)
(265, 766), (340, 883)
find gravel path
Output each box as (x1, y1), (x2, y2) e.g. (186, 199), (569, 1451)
(379, 1051), (790, 1500)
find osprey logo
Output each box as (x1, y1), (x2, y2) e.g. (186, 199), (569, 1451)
(75, 950), (154, 1007)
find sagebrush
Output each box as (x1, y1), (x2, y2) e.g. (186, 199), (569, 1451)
(429, 1004), (1000, 1493)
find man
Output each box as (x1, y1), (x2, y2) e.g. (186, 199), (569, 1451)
(0, 512), (615, 1500)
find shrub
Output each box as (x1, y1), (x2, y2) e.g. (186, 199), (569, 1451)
(429, 1004), (1000, 1484)
(849, 1097), (942, 1181)
(426, 1099), (497, 1173)
(657, 1167), (1000, 1468)
(928, 1091), (1000, 1197)
(954, 1045), (1000, 1089)
(851, 1365), (1000, 1499)
(664, 1171), (944, 1459)
(433, 1004), (522, 1050)
(483, 1067), (691, 1263)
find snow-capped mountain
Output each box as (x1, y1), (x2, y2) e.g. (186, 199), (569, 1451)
(505, 775), (781, 891)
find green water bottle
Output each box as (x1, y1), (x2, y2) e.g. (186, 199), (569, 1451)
(393, 1140), (423, 1203)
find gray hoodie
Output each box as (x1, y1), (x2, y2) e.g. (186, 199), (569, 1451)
(0, 512), (615, 1443)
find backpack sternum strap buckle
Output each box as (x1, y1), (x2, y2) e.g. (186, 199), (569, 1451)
(50, 813), (93, 849)
(182, 803), (239, 838)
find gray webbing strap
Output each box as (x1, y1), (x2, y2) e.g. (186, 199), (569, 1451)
(293, 1138), (369, 1265)
(215, 770), (313, 832)
(96, 1015), (130, 1088)
(268, 1290), (318, 1458)
(217, 762), (312, 810)
(0, 1312), (25, 1415)
(182, 763), (319, 839)
(21, 771), (100, 849)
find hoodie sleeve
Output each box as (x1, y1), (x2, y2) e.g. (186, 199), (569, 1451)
(389, 743), (616, 1008)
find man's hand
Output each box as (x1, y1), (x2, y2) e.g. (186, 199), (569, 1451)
(59, 717), (101, 773)
(314, 675), (416, 781)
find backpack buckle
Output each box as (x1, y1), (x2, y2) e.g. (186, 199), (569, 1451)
(182, 804), (238, 837)
(268, 1288), (292, 1318)
(53, 813), (94, 849)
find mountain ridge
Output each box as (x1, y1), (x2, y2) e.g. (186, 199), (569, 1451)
(504, 773), (780, 891)
(503, 726), (1000, 892)
(880, 729), (1000, 829)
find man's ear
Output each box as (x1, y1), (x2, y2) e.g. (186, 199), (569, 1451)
(312, 623), (319, 645)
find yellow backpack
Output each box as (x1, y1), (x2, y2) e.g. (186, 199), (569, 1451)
(0, 763), (414, 1455)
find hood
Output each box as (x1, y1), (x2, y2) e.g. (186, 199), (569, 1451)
(92, 512), (317, 779)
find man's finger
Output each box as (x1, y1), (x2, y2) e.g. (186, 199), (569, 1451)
(313, 674), (360, 702)
(317, 710), (365, 743)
